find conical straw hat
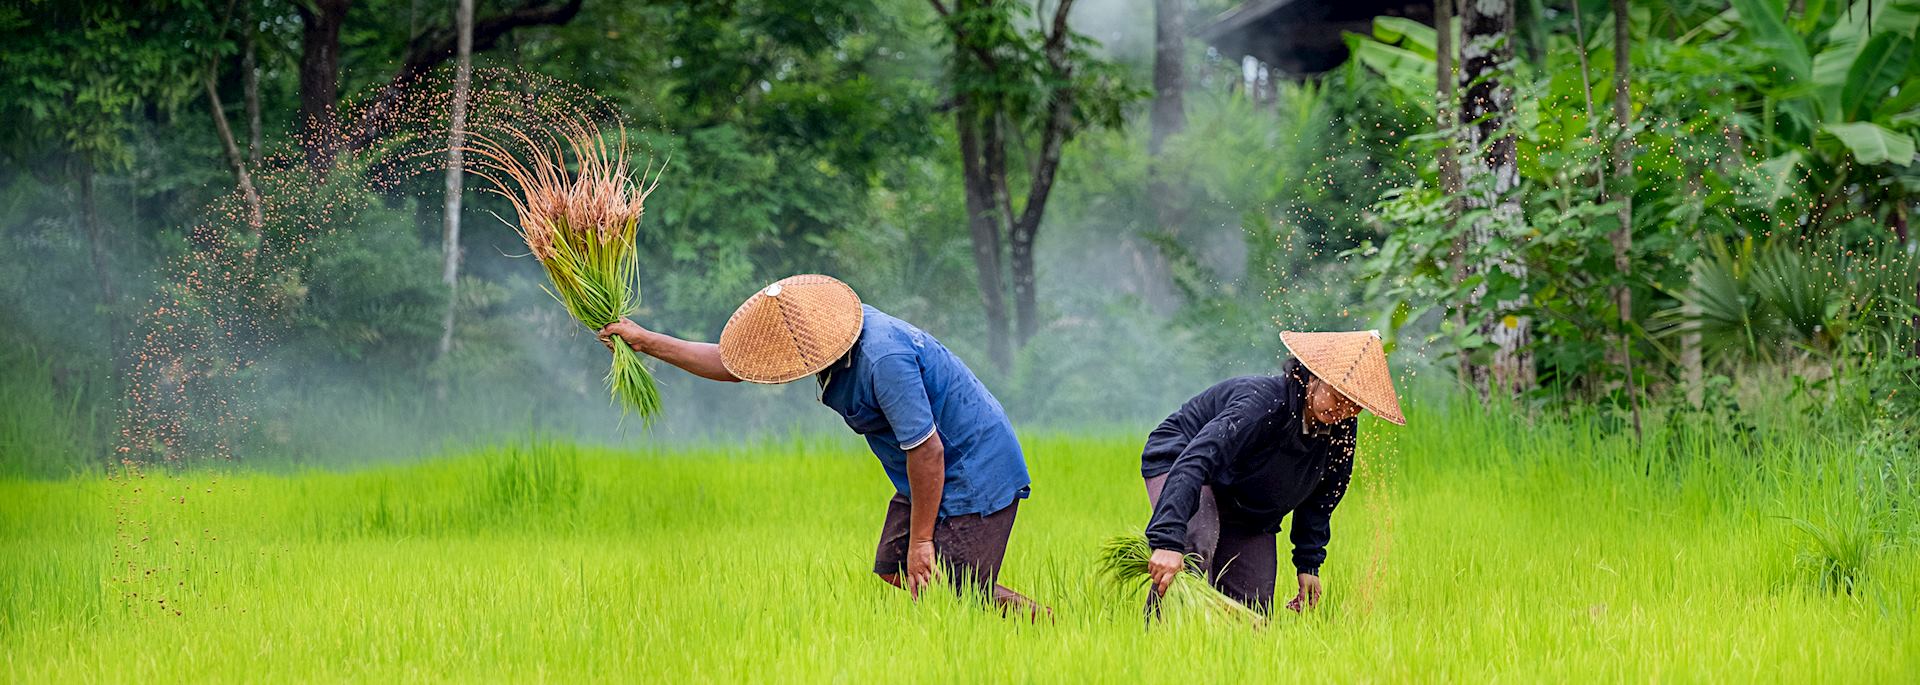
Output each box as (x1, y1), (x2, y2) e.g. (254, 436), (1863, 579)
(1279, 330), (1406, 426)
(719, 275), (864, 384)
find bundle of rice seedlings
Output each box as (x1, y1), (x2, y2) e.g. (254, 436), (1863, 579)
(1097, 533), (1265, 623)
(463, 117), (665, 419)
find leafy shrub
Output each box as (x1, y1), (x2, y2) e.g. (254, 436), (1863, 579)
(1785, 512), (1884, 595)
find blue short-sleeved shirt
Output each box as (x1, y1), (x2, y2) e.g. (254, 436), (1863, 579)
(817, 305), (1030, 518)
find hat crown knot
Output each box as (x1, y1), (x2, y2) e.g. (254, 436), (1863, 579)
(719, 275), (863, 384)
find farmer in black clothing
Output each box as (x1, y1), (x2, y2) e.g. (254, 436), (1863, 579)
(1142, 330), (1406, 614)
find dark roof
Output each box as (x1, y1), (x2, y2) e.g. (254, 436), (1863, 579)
(1195, 0), (1434, 76)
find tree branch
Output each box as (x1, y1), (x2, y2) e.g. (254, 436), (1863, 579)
(242, 27), (262, 168)
(205, 74), (265, 230)
(927, 0), (1003, 72)
(344, 0), (583, 153)
(1045, 0), (1075, 49)
(398, 0), (584, 79)
(1013, 0), (1076, 233)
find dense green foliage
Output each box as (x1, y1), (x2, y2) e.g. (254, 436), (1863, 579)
(1351, 0), (1919, 407)
(5, 399), (1917, 680)
(0, 0), (1914, 525)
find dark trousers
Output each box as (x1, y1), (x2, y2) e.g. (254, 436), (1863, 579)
(872, 493), (1019, 596)
(1143, 473), (1277, 613)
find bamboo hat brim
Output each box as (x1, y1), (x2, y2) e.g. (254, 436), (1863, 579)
(1280, 329), (1407, 426)
(718, 274), (864, 384)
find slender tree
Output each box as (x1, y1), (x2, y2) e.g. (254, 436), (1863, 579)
(1568, 0), (1596, 123)
(953, 93), (1012, 370)
(1459, 0), (1533, 396)
(929, 0), (1129, 372)
(1436, 0), (1472, 386)
(76, 162), (115, 310)
(206, 4), (264, 231)
(1609, 0), (1641, 436)
(204, 75), (265, 230)
(1903, 200), (1918, 358)
(1143, 0), (1186, 312)
(241, 8), (261, 170)
(438, 0), (475, 372)
(1006, 0), (1077, 348)
(1149, 0), (1186, 156)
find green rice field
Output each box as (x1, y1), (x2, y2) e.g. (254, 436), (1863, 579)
(4, 400), (1916, 682)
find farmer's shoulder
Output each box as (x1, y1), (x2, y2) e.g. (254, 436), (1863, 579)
(1214, 375), (1292, 406)
(856, 305), (935, 355)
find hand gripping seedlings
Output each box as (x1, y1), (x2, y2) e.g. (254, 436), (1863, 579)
(1097, 534), (1264, 624)
(462, 116), (665, 419)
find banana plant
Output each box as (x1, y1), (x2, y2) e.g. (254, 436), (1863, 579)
(1730, 0), (1919, 228)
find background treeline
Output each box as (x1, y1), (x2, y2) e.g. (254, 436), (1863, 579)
(0, 0), (1915, 475)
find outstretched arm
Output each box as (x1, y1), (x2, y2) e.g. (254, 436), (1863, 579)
(598, 318), (740, 382)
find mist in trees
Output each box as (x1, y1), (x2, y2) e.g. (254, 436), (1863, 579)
(1, 0), (1915, 475)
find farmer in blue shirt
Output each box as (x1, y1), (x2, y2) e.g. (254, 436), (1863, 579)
(598, 274), (1041, 615)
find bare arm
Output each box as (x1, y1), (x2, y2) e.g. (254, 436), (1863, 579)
(902, 431), (946, 595)
(598, 318), (740, 382)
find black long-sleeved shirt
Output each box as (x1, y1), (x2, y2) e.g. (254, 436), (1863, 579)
(1141, 362), (1357, 576)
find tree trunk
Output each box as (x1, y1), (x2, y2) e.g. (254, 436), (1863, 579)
(1437, 0), (1472, 387)
(437, 0), (475, 371)
(985, 114), (1017, 258)
(77, 163), (117, 311)
(242, 13), (262, 169)
(1570, 0), (1596, 123)
(1609, 0), (1640, 437)
(930, 0), (1078, 366)
(296, 0), (350, 171)
(205, 75), (266, 230)
(1682, 168), (1705, 407)
(1007, 92), (1069, 346)
(1149, 0), (1186, 156)
(1005, 0), (1078, 346)
(1009, 217), (1039, 347)
(957, 103), (1011, 373)
(1460, 0), (1533, 397)
(1574, 0), (1617, 387)
(1900, 201), (1917, 358)
(1143, 0), (1186, 312)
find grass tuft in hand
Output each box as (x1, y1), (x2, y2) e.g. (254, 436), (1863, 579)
(462, 116), (665, 420)
(1097, 533), (1264, 623)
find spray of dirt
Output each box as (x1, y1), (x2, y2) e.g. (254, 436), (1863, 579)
(1350, 409), (1399, 617)
(108, 68), (641, 616)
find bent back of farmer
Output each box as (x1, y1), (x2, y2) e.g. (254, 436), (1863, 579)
(1140, 330), (1405, 615)
(814, 306), (1030, 572)
(598, 275), (1041, 617)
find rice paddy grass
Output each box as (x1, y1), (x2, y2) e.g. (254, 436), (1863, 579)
(4, 401), (1915, 682)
